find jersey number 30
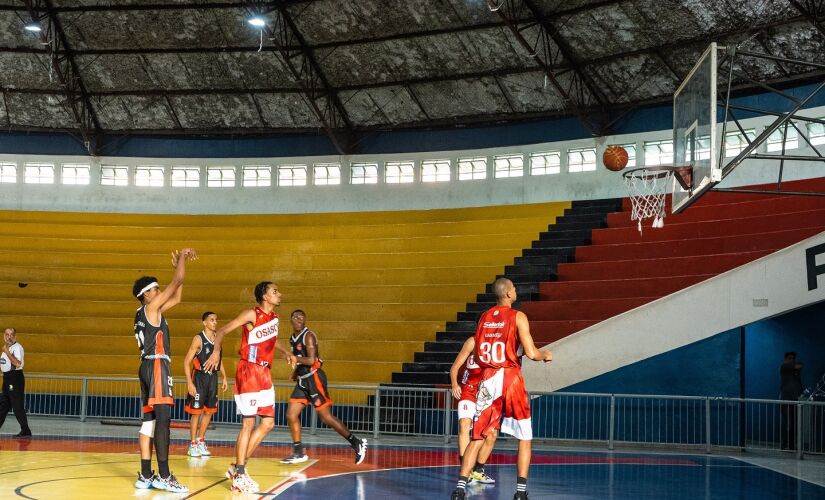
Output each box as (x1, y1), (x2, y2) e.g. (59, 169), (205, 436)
(478, 341), (505, 364)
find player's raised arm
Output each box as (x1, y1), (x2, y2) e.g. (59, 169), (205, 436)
(203, 308), (255, 372)
(146, 248), (196, 317)
(515, 311), (552, 363)
(450, 337), (475, 400)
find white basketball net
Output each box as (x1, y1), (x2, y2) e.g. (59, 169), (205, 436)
(623, 169), (674, 233)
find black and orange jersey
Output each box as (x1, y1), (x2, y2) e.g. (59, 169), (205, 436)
(134, 306), (170, 360)
(290, 327), (322, 377)
(193, 331), (221, 373)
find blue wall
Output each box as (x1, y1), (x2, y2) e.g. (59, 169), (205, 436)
(551, 300), (825, 399)
(3, 82), (824, 158)
(562, 328), (743, 397)
(744, 300), (825, 400)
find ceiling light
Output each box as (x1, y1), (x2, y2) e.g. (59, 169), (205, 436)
(24, 23), (41, 32)
(247, 17), (266, 27)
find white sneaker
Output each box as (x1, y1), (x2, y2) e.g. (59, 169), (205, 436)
(151, 473), (189, 493)
(134, 471), (155, 489)
(354, 438), (368, 465)
(225, 463), (238, 480)
(187, 443), (201, 457)
(198, 441), (211, 456)
(231, 472), (259, 493)
(281, 452), (309, 464)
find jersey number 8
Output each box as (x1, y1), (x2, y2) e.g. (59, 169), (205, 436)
(478, 341), (505, 364)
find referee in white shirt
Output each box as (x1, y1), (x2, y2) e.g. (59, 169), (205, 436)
(0, 327), (31, 437)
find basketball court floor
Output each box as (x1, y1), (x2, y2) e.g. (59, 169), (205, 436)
(1, 416), (824, 499)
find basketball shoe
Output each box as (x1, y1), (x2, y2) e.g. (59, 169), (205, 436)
(152, 473), (189, 493)
(187, 442), (201, 457)
(450, 488), (466, 500)
(232, 472), (259, 493)
(281, 452), (309, 464)
(134, 471), (155, 489)
(198, 440), (212, 456)
(354, 438), (368, 464)
(513, 491), (529, 499)
(471, 469), (495, 484)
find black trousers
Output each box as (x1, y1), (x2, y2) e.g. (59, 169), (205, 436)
(0, 370), (31, 434)
(780, 401), (797, 450)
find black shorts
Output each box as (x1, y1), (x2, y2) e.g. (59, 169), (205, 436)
(139, 358), (174, 420)
(289, 368), (333, 410)
(185, 370), (219, 415)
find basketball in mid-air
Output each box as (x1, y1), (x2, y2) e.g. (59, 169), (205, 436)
(603, 145), (629, 172)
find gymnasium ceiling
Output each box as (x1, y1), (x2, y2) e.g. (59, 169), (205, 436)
(0, 0), (824, 153)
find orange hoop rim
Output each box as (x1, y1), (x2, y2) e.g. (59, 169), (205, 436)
(622, 165), (693, 190)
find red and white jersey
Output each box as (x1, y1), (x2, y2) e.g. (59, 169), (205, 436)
(473, 305), (522, 369)
(460, 353), (482, 388)
(239, 306), (279, 367)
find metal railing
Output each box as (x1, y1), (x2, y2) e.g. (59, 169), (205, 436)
(21, 375), (825, 458)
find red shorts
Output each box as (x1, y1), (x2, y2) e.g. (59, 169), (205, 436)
(234, 360), (275, 417)
(457, 383), (478, 420)
(472, 367), (532, 441)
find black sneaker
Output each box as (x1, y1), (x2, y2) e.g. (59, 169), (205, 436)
(513, 491), (529, 499)
(450, 488), (466, 500)
(13, 431), (32, 438)
(354, 438), (368, 465)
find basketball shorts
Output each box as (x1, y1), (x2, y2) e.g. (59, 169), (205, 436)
(472, 367), (532, 441)
(139, 358), (174, 420)
(457, 383), (478, 420)
(185, 370), (219, 415)
(234, 360), (275, 417)
(289, 368), (333, 410)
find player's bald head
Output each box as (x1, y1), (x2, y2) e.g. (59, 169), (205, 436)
(493, 278), (513, 299)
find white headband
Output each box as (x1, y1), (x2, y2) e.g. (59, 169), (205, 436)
(136, 282), (159, 298)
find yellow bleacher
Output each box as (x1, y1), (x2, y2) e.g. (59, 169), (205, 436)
(0, 202), (568, 384)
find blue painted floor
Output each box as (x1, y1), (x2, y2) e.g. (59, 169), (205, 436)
(278, 454), (825, 499)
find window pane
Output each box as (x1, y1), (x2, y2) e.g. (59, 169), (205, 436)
(385, 161), (415, 184)
(242, 166), (271, 187)
(724, 129), (756, 157)
(313, 163), (341, 185)
(530, 151), (560, 175)
(567, 147), (596, 172)
(493, 154), (523, 178)
(60, 164), (90, 185)
(101, 165), (128, 186)
(457, 157), (486, 180)
(171, 166), (200, 188)
(767, 126), (799, 152)
(421, 160), (450, 182)
(207, 167), (236, 187)
(0, 162), (16, 184)
(278, 165), (307, 187)
(351, 163), (378, 184)
(24, 163), (55, 184)
(643, 140), (673, 166)
(135, 166), (164, 187)
(808, 121), (825, 146)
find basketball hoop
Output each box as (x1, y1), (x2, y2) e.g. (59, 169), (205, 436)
(622, 166), (693, 233)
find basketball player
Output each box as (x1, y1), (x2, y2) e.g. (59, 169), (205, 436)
(202, 281), (297, 493)
(281, 309), (368, 465)
(183, 311), (228, 457)
(451, 278), (552, 500)
(449, 336), (496, 485)
(132, 248), (197, 494)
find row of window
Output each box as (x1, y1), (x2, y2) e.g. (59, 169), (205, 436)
(2, 122), (822, 187)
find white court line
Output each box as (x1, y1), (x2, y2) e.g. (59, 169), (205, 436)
(257, 459), (316, 499)
(730, 455), (825, 488)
